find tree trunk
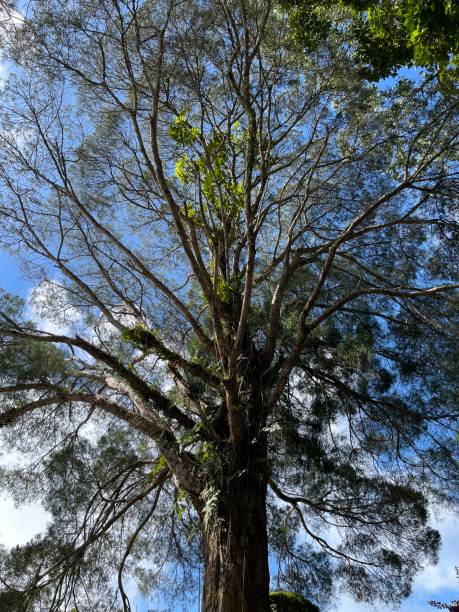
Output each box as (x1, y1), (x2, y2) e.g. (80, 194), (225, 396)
(200, 442), (270, 612)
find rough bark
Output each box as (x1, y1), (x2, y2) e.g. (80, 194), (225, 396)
(200, 438), (270, 612)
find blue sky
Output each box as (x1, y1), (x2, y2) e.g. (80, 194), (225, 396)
(0, 250), (29, 294)
(0, 18), (456, 608)
(1, 251), (458, 612)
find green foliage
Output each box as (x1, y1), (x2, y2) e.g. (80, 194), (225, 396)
(0, 1), (457, 610)
(270, 591), (320, 612)
(196, 441), (212, 463)
(175, 487), (189, 520)
(122, 322), (155, 346)
(278, 0), (459, 80)
(0, 588), (26, 611)
(148, 454), (167, 480)
(175, 153), (194, 184)
(168, 112), (200, 147)
(276, 0), (332, 50)
(170, 124), (245, 231)
(216, 277), (239, 304)
(0, 341), (65, 383)
(0, 291), (67, 383)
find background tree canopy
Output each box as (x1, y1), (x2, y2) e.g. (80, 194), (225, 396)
(0, 1), (457, 611)
(279, 0), (459, 80)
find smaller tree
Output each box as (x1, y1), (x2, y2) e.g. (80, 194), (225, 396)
(270, 591), (319, 612)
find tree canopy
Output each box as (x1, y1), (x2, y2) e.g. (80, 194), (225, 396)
(279, 0), (459, 80)
(0, 1), (457, 611)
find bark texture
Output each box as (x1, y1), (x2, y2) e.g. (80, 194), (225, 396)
(200, 440), (270, 612)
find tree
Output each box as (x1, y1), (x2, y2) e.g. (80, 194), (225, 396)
(279, 0), (459, 80)
(0, 1), (457, 610)
(270, 591), (320, 611)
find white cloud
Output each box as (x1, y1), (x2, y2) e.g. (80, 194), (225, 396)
(334, 510), (459, 612)
(0, 452), (50, 549)
(27, 279), (84, 336)
(0, 495), (49, 548)
(0, 4), (24, 29)
(27, 280), (141, 341)
(0, 4), (25, 86)
(411, 512), (459, 595)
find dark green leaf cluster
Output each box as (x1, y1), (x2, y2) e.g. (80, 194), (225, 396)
(270, 590), (320, 612)
(277, 0), (459, 80)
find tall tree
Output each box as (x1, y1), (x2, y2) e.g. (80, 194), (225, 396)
(0, 1), (458, 610)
